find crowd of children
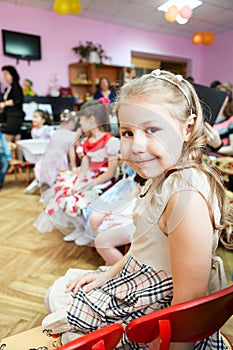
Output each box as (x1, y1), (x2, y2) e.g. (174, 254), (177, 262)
(1, 70), (233, 349)
(39, 70), (232, 349)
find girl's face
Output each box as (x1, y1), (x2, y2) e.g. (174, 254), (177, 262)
(119, 101), (191, 180)
(32, 112), (45, 128)
(79, 115), (94, 134)
(3, 70), (13, 84)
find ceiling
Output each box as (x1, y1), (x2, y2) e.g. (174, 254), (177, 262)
(1, 0), (233, 39)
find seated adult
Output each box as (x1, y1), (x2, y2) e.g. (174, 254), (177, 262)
(94, 77), (116, 103)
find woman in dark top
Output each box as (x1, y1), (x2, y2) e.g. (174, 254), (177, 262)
(0, 65), (25, 142)
(93, 77), (117, 103)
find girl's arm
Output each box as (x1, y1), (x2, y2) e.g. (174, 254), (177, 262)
(68, 146), (77, 170)
(162, 190), (213, 304)
(160, 191), (213, 350)
(66, 253), (128, 295)
(74, 154), (118, 192)
(205, 122), (222, 150)
(77, 155), (90, 180)
(94, 154), (118, 186)
(71, 155), (90, 192)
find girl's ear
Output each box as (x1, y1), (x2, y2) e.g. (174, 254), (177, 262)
(184, 114), (196, 141)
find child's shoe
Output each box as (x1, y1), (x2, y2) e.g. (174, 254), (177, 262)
(75, 234), (92, 246)
(24, 179), (40, 194)
(63, 229), (83, 242)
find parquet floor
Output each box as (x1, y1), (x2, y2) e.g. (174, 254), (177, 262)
(0, 173), (232, 343)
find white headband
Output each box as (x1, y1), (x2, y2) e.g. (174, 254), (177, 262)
(150, 69), (193, 114)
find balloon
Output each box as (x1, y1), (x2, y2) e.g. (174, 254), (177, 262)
(69, 0), (82, 15)
(53, 0), (70, 15)
(180, 5), (192, 20)
(192, 32), (203, 45)
(165, 5), (179, 23)
(176, 14), (188, 25)
(202, 31), (215, 45)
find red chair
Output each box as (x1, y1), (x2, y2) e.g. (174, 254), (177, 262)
(126, 284), (233, 350)
(57, 323), (124, 350)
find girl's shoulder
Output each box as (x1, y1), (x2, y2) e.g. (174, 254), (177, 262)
(105, 134), (120, 154)
(162, 167), (209, 193)
(152, 168), (211, 210)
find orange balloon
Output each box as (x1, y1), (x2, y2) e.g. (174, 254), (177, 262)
(69, 0), (82, 15)
(165, 5), (179, 23)
(53, 0), (70, 15)
(192, 32), (203, 45)
(202, 31), (215, 45)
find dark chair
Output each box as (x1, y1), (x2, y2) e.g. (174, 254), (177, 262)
(126, 284), (233, 350)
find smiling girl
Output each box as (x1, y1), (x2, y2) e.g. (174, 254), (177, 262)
(42, 70), (232, 349)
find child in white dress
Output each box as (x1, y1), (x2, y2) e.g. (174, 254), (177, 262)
(24, 109), (53, 194)
(42, 70), (232, 349)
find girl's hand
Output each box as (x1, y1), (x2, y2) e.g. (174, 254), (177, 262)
(66, 272), (109, 295)
(71, 178), (94, 194)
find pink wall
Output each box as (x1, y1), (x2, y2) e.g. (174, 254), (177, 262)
(199, 29), (233, 86)
(0, 2), (230, 95)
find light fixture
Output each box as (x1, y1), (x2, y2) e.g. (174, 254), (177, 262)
(157, 0), (203, 25)
(157, 0), (202, 12)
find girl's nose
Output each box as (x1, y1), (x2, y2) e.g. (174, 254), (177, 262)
(131, 131), (147, 153)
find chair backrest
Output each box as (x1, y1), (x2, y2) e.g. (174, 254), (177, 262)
(57, 323), (124, 350)
(126, 284), (233, 347)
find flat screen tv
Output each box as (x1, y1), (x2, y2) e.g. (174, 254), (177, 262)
(2, 29), (41, 63)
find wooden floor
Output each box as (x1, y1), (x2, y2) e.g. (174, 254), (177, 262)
(0, 173), (232, 343)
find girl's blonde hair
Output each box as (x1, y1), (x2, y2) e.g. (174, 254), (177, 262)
(116, 70), (232, 242)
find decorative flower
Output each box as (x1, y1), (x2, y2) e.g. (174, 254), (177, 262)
(98, 96), (110, 106)
(72, 41), (111, 63)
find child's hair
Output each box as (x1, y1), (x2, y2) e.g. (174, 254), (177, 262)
(60, 109), (80, 130)
(116, 69), (232, 242)
(34, 109), (52, 125)
(79, 100), (111, 132)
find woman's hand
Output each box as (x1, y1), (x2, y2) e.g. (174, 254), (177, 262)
(0, 101), (5, 109)
(205, 122), (222, 149)
(66, 272), (109, 295)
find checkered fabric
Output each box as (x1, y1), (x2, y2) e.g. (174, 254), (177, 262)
(67, 255), (225, 349)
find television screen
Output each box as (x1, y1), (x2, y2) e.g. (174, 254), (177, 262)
(2, 29), (41, 62)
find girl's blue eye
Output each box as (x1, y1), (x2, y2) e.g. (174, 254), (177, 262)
(146, 127), (158, 134)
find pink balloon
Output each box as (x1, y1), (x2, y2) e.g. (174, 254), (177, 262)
(180, 5), (193, 20)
